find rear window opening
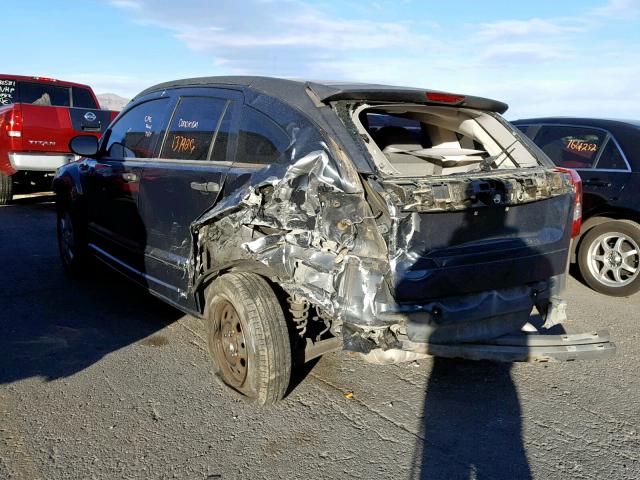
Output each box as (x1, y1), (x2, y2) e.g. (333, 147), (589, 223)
(353, 104), (542, 177)
(19, 82), (70, 107)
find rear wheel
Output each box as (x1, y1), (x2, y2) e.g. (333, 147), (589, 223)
(578, 220), (640, 296)
(0, 172), (13, 205)
(204, 273), (291, 405)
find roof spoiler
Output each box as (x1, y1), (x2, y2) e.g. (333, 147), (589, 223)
(306, 81), (509, 114)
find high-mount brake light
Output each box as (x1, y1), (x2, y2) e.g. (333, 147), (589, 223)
(32, 76), (57, 82)
(425, 92), (465, 104)
(555, 168), (582, 238)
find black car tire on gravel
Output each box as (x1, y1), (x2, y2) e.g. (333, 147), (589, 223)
(204, 272), (291, 405)
(0, 172), (13, 205)
(56, 202), (89, 276)
(578, 220), (640, 297)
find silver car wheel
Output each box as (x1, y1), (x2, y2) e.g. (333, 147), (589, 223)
(587, 232), (640, 288)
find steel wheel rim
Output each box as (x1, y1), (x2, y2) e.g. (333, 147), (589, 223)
(587, 231), (640, 288)
(213, 299), (248, 387)
(59, 213), (75, 264)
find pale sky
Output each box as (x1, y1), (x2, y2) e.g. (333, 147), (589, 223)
(4, 0), (640, 119)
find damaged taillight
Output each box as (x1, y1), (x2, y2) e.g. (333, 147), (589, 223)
(555, 167), (582, 238)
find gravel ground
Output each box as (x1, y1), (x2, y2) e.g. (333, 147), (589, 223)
(1, 194), (638, 480)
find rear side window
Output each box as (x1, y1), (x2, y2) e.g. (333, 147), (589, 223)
(159, 97), (228, 161)
(533, 126), (607, 169)
(72, 87), (98, 109)
(211, 101), (233, 162)
(596, 140), (628, 170)
(19, 82), (70, 107)
(237, 106), (290, 165)
(0, 79), (17, 105)
(105, 98), (169, 159)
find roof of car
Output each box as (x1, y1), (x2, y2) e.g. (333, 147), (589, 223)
(135, 76), (509, 113)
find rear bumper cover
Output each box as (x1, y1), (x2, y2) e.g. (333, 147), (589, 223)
(9, 152), (75, 172)
(341, 282), (615, 362)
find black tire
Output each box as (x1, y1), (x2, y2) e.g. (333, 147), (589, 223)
(204, 273), (291, 405)
(578, 220), (640, 297)
(0, 172), (12, 205)
(56, 202), (89, 276)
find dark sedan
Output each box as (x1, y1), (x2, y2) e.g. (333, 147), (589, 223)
(52, 79), (614, 404)
(513, 118), (640, 296)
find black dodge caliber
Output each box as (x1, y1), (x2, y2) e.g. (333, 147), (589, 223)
(514, 118), (640, 297)
(54, 77), (614, 404)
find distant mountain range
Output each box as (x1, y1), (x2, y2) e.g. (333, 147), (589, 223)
(96, 93), (130, 111)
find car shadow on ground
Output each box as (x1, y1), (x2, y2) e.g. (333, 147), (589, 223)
(0, 264), (184, 385)
(0, 198), (184, 386)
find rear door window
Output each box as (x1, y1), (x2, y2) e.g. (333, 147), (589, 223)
(159, 96), (229, 161)
(595, 140), (628, 170)
(0, 78), (17, 105)
(72, 87), (98, 109)
(19, 82), (70, 107)
(533, 125), (607, 169)
(237, 106), (290, 165)
(105, 98), (170, 159)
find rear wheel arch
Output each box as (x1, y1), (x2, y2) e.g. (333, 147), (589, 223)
(193, 260), (285, 314)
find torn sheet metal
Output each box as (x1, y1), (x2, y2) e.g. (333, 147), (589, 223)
(190, 135), (392, 329)
(187, 100), (578, 355)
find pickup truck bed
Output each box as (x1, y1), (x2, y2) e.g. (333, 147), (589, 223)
(0, 74), (118, 204)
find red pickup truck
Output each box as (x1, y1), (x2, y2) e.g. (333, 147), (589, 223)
(0, 74), (118, 204)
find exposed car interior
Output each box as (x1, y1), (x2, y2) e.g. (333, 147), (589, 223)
(354, 104), (541, 176)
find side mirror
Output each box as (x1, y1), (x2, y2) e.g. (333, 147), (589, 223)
(69, 135), (99, 158)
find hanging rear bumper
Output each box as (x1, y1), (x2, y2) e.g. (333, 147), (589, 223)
(400, 330), (615, 362)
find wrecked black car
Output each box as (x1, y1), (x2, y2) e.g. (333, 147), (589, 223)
(54, 77), (615, 404)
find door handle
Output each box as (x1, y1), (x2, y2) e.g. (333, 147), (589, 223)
(190, 181), (220, 193)
(583, 179), (611, 187)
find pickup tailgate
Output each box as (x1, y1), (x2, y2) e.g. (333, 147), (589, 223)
(20, 104), (111, 153)
(379, 168), (575, 302)
(68, 107), (113, 134)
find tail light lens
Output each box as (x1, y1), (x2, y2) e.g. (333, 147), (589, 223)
(4, 106), (22, 138)
(556, 167), (582, 238)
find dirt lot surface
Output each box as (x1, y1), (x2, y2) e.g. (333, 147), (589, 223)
(1, 194), (639, 479)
